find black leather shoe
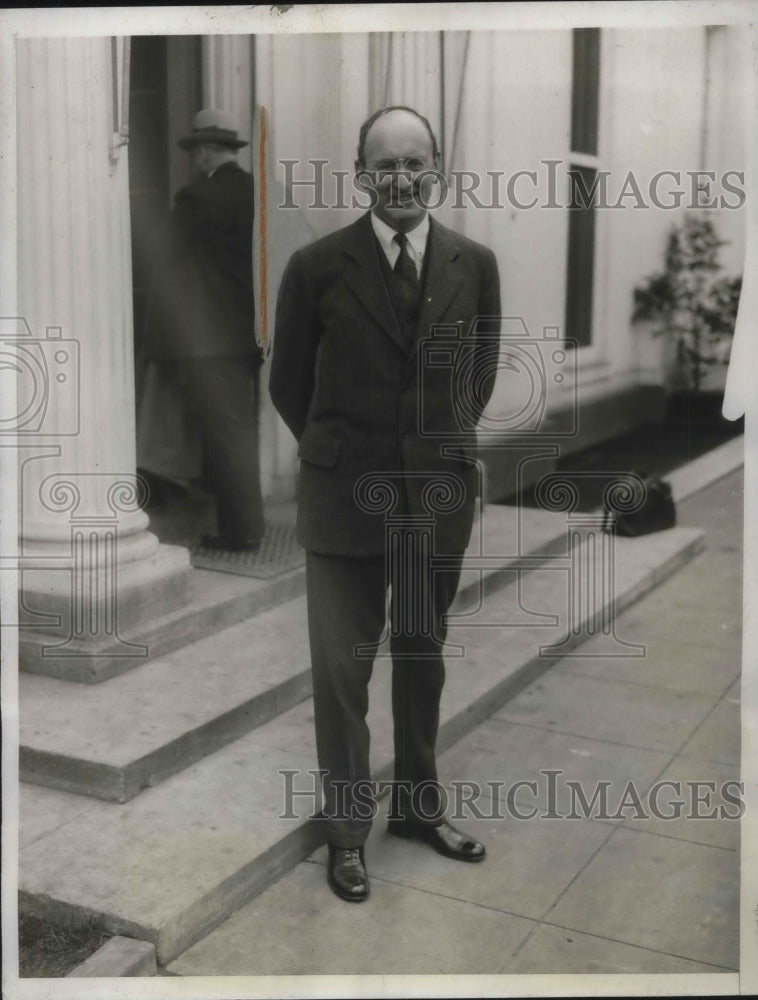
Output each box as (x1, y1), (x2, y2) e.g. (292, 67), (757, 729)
(327, 845), (370, 902)
(200, 534), (262, 554)
(387, 817), (486, 862)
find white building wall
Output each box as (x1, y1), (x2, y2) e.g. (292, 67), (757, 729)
(256, 32), (369, 238)
(702, 25), (749, 277)
(472, 30), (571, 388)
(369, 32), (442, 142)
(434, 30), (574, 423)
(602, 27), (707, 385)
(254, 32), (370, 500)
(445, 26), (745, 402)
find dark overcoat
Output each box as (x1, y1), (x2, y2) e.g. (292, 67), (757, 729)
(270, 212), (501, 556)
(144, 161), (260, 360)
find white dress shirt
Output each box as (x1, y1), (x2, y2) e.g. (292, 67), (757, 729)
(371, 212), (429, 280)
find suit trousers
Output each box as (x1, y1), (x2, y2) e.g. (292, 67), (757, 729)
(305, 538), (464, 848)
(180, 355), (264, 545)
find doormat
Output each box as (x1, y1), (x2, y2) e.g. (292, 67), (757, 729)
(190, 524), (305, 579)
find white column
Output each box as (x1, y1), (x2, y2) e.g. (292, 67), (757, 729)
(15, 38), (190, 671)
(202, 35), (253, 173)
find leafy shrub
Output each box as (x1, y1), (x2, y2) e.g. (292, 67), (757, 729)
(633, 215), (742, 391)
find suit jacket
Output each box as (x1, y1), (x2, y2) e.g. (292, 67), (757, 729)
(270, 212), (501, 556)
(144, 161), (261, 361)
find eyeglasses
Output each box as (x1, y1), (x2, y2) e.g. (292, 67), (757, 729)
(372, 157), (429, 174)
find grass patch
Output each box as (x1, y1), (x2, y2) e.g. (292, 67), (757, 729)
(19, 911), (112, 978)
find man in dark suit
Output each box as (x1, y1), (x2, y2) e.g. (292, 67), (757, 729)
(270, 106), (501, 902)
(143, 109), (264, 551)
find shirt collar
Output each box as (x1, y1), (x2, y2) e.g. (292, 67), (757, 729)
(370, 211), (429, 260)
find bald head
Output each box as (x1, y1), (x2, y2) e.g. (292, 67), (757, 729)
(355, 106), (441, 233)
(356, 106), (440, 168)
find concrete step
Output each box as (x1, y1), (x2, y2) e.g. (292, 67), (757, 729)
(19, 499), (304, 685)
(19, 559), (307, 685)
(19, 504), (569, 802)
(19, 522), (704, 966)
(20, 596), (313, 802)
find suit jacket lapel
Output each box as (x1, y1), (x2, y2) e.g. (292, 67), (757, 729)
(414, 219), (463, 351)
(342, 214), (464, 355)
(343, 214), (408, 353)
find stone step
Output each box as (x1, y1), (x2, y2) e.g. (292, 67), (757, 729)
(19, 501), (303, 685)
(19, 523), (704, 966)
(19, 504), (569, 802)
(19, 559), (307, 684)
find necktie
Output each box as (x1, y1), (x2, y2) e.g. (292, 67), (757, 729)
(393, 232), (419, 290)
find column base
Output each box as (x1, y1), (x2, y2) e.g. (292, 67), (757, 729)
(19, 543), (193, 683)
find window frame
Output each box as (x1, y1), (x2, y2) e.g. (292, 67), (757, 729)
(563, 27), (613, 376)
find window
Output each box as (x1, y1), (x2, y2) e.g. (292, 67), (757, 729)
(565, 28), (601, 350)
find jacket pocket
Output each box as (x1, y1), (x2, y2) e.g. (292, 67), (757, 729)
(297, 434), (341, 468)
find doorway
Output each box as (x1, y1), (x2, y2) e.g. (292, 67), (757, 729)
(128, 35), (212, 545)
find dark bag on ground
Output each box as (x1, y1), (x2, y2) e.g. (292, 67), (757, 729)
(602, 471), (677, 537)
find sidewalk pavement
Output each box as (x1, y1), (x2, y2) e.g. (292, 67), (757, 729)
(169, 468), (743, 979)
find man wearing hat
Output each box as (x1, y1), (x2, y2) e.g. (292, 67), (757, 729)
(142, 108), (264, 551)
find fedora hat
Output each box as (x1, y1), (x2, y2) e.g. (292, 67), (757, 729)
(178, 108), (249, 150)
